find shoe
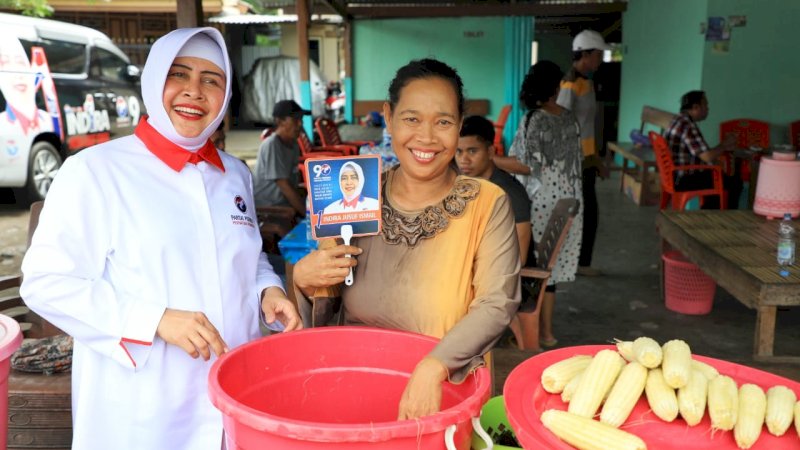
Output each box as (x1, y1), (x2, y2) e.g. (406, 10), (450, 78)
(577, 266), (602, 277)
(541, 337), (558, 347)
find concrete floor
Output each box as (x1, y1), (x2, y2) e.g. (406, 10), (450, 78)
(227, 128), (800, 390)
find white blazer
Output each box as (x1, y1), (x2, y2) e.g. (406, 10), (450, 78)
(21, 135), (281, 450)
(322, 196), (380, 214)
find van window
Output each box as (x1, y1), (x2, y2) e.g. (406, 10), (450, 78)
(19, 38), (86, 75)
(90, 48), (129, 83)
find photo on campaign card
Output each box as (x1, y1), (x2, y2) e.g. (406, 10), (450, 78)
(305, 154), (382, 239)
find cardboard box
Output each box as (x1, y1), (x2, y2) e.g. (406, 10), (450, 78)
(622, 172), (660, 206)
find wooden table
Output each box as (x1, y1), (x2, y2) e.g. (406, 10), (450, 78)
(656, 210), (800, 362)
(608, 142), (659, 206)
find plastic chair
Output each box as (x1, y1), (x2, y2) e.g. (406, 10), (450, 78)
(511, 198), (579, 351)
(719, 118), (770, 181)
(315, 117), (375, 149)
(297, 129), (358, 159)
(493, 104), (512, 156)
(790, 120), (800, 151)
(649, 131), (726, 210)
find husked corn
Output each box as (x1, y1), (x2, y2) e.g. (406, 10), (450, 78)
(540, 409), (648, 450)
(677, 369), (708, 426)
(541, 355), (592, 394)
(708, 375), (738, 431)
(600, 362), (648, 428)
(561, 371), (583, 403)
(661, 340), (691, 389)
(794, 400), (800, 438)
(691, 359), (719, 381)
(765, 385), (796, 436)
(644, 368), (678, 422)
(734, 384), (766, 449)
(633, 337), (662, 368)
(615, 339), (635, 362)
(568, 349), (624, 418)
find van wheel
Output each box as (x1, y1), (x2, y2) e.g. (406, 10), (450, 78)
(23, 141), (62, 203)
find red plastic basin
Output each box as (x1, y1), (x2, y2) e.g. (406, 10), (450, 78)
(504, 345), (800, 450)
(208, 327), (490, 449)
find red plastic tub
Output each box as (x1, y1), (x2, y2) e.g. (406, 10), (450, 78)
(0, 314), (22, 450)
(504, 345), (800, 450)
(208, 327), (491, 449)
(663, 250), (716, 315)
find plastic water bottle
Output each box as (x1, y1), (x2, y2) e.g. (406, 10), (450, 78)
(777, 213), (795, 274)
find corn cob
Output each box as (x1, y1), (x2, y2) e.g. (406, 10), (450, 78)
(568, 349), (624, 418)
(615, 339), (635, 362)
(600, 362), (648, 427)
(541, 355), (592, 394)
(794, 400), (800, 438)
(677, 369), (708, 426)
(561, 371), (583, 403)
(661, 340), (691, 389)
(708, 375), (738, 431)
(691, 359), (719, 381)
(540, 409), (648, 450)
(734, 384), (766, 449)
(644, 368), (679, 422)
(765, 385), (796, 436)
(633, 337), (662, 368)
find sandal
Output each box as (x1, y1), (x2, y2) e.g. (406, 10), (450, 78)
(541, 337), (559, 347)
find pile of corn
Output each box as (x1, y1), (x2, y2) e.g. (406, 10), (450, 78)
(538, 337), (800, 450)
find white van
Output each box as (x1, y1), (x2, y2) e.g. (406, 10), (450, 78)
(0, 13), (145, 203)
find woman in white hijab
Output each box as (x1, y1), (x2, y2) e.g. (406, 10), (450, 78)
(21, 28), (301, 450)
(322, 161), (380, 214)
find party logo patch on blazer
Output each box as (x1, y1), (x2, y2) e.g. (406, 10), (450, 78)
(230, 195), (254, 228)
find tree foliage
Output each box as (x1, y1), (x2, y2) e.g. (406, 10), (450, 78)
(0, 0), (54, 17)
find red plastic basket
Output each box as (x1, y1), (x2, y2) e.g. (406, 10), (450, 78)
(662, 250), (716, 315)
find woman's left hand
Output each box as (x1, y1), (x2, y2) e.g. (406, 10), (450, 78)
(261, 287), (303, 331)
(397, 357), (448, 420)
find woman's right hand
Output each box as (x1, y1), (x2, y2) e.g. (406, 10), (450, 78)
(156, 308), (228, 360)
(293, 243), (362, 298)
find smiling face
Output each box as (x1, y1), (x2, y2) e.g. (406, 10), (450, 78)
(0, 37), (37, 119)
(162, 56), (226, 138)
(340, 168), (359, 197)
(383, 77), (460, 183)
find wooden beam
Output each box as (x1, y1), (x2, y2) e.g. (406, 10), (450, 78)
(345, 3), (627, 19)
(297, 0), (310, 83)
(319, 0), (350, 19)
(176, 0), (203, 27)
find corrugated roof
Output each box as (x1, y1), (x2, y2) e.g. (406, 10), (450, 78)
(208, 13), (343, 24)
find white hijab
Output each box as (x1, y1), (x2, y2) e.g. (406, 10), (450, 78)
(339, 161), (365, 202)
(141, 27), (231, 151)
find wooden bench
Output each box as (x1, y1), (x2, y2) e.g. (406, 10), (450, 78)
(353, 99), (490, 118)
(608, 106), (677, 206)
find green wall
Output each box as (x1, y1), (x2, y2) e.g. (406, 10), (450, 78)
(353, 18), (507, 119)
(702, 0), (800, 144)
(617, 0), (707, 140)
(536, 33), (573, 74)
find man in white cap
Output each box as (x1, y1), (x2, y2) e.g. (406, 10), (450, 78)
(557, 29), (611, 277)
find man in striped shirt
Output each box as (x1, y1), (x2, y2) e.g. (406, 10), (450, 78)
(664, 90), (740, 209)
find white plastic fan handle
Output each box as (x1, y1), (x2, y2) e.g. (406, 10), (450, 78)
(341, 224), (354, 286)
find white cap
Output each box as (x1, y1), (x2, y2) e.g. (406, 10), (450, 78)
(572, 30), (612, 52)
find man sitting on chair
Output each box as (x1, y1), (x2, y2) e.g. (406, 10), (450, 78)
(456, 116), (534, 349)
(664, 90), (741, 209)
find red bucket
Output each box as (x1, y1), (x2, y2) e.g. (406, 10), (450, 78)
(0, 314), (22, 450)
(208, 327), (491, 449)
(662, 250), (716, 315)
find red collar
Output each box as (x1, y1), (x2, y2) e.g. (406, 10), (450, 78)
(342, 196), (359, 208)
(134, 117), (225, 172)
(7, 105), (40, 135)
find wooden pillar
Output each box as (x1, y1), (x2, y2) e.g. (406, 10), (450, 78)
(176, 0), (204, 28)
(296, 0), (313, 136)
(343, 20), (354, 124)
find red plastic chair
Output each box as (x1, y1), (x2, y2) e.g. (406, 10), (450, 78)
(649, 131), (726, 210)
(493, 104), (512, 156)
(719, 119), (769, 182)
(790, 120), (800, 151)
(315, 118), (375, 149)
(297, 130), (357, 159)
